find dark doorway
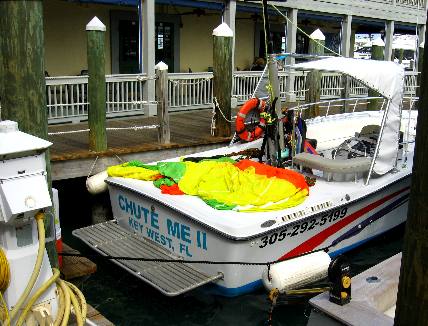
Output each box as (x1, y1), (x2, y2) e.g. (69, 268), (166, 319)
(118, 19), (139, 74)
(258, 30), (286, 58)
(156, 22), (174, 72)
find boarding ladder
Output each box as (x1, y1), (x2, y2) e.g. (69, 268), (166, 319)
(73, 220), (223, 296)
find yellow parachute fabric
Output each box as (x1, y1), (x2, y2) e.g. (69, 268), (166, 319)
(178, 161), (308, 212)
(107, 164), (160, 181)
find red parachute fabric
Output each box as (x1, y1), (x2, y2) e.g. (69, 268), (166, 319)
(160, 184), (185, 195)
(234, 160), (309, 193)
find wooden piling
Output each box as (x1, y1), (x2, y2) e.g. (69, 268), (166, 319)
(417, 42), (424, 99)
(155, 62), (171, 144)
(305, 29), (324, 118)
(0, 0), (58, 267)
(86, 17), (107, 152)
(213, 23), (233, 137)
(394, 37), (428, 326)
(368, 38), (385, 110)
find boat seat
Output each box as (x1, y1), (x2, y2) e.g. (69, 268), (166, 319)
(293, 152), (372, 181)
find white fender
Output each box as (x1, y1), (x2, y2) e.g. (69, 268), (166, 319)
(262, 251), (331, 293)
(86, 170), (109, 195)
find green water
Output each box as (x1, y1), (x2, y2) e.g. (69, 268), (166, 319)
(54, 178), (403, 326)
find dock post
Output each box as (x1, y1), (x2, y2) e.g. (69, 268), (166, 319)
(285, 8), (298, 103)
(340, 15), (353, 113)
(155, 62), (170, 144)
(86, 17), (108, 152)
(213, 22), (233, 137)
(395, 38), (428, 326)
(417, 41), (424, 99)
(305, 29), (325, 118)
(368, 38), (385, 110)
(0, 0), (58, 267)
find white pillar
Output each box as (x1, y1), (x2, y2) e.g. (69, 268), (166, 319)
(286, 8), (297, 102)
(384, 20), (394, 61)
(224, 0), (236, 71)
(418, 24), (426, 47)
(341, 15), (352, 57)
(142, 0), (156, 116)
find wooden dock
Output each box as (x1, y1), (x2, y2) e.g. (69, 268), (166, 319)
(308, 253), (401, 326)
(60, 243), (97, 280)
(49, 109), (232, 180)
(68, 304), (114, 326)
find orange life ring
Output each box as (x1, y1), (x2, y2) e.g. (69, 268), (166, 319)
(235, 98), (266, 142)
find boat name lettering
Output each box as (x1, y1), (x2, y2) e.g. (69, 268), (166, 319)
(258, 207), (348, 248)
(167, 219), (191, 243)
(119, 195), (158, 229)
(119, 195), (208, 257)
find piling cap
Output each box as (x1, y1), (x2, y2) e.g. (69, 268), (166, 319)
(0, 120), (18, 133)
(420, 41), (425, 48)
(310, 29), (325, 41)
(372, 38), (385, 47)
(213, 22), (233, 37)
(0, 120), (52, 158)
(155, 61), (169, 71)
(86, 16), (106, 32)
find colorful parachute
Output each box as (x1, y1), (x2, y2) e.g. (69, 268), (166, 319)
(107, 159), (309, 212)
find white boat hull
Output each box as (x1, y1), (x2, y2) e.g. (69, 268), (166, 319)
(108, 174), (410, 296)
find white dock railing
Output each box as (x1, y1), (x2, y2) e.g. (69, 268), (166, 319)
(42, 70), (418, 124)
(396, 0), (425, 7)
(168, 73), (213, 111)
(46, 76), (89, 123)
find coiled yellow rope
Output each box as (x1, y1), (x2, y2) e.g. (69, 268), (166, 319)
(0, 248), (10, 293)
(0, 247), (11, 326)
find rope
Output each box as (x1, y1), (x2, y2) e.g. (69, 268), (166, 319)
(170, 78), (211, 86)
(58, 244), (333, 266)
(135, 75), (158, 82)
(271, 4), (342, 57)
(213, 97), (236, 123)
(0, 248), (10, 293)
(261, 0), (269, 60)
(48, 124), (159, 136)
(48, 129), (90, 135)
(210, 101), (216, 136)
(105, 125), (159, 131)
(0, 292), (10, 326)
(251, 65), (269, 98)
(211, 97), (237, 136)
(0, 248), (10, 326)
(86, 156), (99, 180)
(106, 100), (157, 105)
(115, 154), (124, 163)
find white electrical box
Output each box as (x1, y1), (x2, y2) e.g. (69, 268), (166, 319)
(0, 120), (52, 224)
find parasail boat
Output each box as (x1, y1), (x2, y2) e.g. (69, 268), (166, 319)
(74, 56), (417, 297)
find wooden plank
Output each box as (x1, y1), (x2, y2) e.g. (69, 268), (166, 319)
(68, 303), (114, 326)
(60, 243), (97, 280)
